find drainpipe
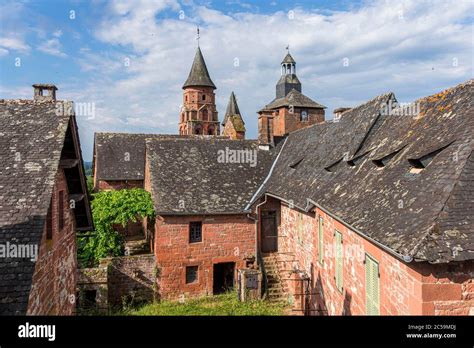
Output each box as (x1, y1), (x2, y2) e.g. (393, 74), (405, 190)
(251, 194), (269, 298)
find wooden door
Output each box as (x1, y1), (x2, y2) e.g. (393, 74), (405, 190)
(261, 211), (277, 252)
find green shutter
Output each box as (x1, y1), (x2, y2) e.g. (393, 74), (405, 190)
(365, 254), (380, 315)
(318, 217), (324, 263)
(335, 231), (343, 292)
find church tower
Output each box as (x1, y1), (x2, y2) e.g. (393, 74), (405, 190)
(179, 46), (219, 136)
(258, 50), (325, 145)
(222, 91), (245, 140)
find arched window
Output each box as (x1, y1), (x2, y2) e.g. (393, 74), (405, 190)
(185, 95), (188, 102)
(301, 110), (308, 122)
(208, 126), (214, 135)
(194, 124), (202, 135)
(202, 94), (206, 101)
(202, 109), (208, 121)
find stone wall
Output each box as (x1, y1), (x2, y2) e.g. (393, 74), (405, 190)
(27, 168), (77, 315)
(154, 214), (256, 300)
(96, 179), (143, 191)
(261, 198), (474, 315)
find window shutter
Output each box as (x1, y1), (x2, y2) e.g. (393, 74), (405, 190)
(365, 254), (380, 315)
(335, 231), (343, 292)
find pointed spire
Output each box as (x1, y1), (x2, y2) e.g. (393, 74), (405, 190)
(282, 52), (296, 64)
(183, 47), (216, 89)
(222, 92), (245, 131)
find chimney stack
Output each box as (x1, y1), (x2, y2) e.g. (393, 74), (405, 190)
(333, 107), (351, 122)
(33, 84), (57, 101)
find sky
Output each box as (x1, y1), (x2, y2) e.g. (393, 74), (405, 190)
(0, 0), (473, 161)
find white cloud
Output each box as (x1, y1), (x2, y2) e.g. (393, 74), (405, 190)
(0, 37), (30, 55)
(8, 0), (474, 160)
(37, 38), (67, 57)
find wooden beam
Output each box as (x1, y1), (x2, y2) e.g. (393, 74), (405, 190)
(60, 159), (79, 168)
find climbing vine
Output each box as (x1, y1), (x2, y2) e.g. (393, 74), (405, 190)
(78, 188), (155, 268)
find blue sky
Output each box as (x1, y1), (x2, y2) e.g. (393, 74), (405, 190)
(0, 0), (472, 160)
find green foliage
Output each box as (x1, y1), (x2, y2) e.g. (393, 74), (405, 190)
(86, 175), (94, 195)
(78, 189), (155, 268)
(120, 291), (288, 316)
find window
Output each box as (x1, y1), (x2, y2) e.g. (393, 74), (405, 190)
(408, 142), (453, 173)
(46, 198), (53, 240)
(324, 158), (343, 173)
(186, 266), (198, 284)
(318, 216), (324, 264)
(335, 231), (343, 293)
(202, 94), (206, 101)
(372, 147), (405, 168)
(300, 110), (308, 121)
(347, 150), (371, 167)
(58, 190), (64, 230)
(189, 221), (202, 243)
(365, 254), (380, 315)
(289, 157), (304, 169)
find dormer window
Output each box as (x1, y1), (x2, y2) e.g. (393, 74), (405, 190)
(289, 157), (304, 169)
(324, 158), (343, 173)
(408, 142), (453, 174)
(300, 110), (308, 122)
(347, 151), (371, 167)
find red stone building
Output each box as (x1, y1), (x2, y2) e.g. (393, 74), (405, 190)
(222, 92), (246, 140)
(258, 52), (325, 145)
(249, 80), (474, 315)
(144, 138), (278, 300)
(0, 84), (93, 315)
(179, 47), (220, 136)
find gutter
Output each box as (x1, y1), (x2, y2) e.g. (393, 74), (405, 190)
(244, 137), (289, 211)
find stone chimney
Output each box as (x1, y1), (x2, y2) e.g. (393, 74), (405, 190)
(333, 107), (351, 122)
(33, 84), (57, 101)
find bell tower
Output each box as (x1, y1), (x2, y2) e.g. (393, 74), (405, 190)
(179, 33), (219, 136)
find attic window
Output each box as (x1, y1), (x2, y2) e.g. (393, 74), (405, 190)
(408, 142), (453, 173)
(372, 146), (406, 168)
(347, 151), (371, 167)
(289, 158), (304, 169)
(324, 158), (343, 173)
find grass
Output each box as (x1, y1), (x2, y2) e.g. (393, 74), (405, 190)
(120, 292), (288, 316)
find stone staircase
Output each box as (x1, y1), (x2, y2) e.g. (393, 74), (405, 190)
(124, 235), (150, 256)
(262, 253), (289, 303)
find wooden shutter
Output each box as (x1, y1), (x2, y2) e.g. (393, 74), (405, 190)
(335, 231), (343, 292)
(365, 254), (380, 315)
(318, 217), (324, 263)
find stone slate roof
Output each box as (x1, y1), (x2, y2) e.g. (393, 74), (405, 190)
(282, 53), (296, 64)
(0, 99), (92, 314)
(182, 47), (216, 89)
(222, 92), (245, 132)
(254, 79), (473, 263)
(261, 88), (326, 111)
(94, 133), (163, 181)
(146, 138), (279, 215)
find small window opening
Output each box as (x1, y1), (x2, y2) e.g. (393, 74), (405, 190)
(324, 158), (343, 173)
(289, 157), (304, 169)
(300, 110), (308, 122)
(189, 221), (202, 243)
(408, 142), (453, 173)
(347, 151), (371, 167)
(186, 266), (198, 284)
(372, 146), (406, 168)
(202, 94), (206, 101)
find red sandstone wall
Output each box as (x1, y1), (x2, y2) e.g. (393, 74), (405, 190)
(154, 214), (256, 300)
(27, 168), (77, 315)
(275, 202), (473, 315)
(97, 180), (143, 191)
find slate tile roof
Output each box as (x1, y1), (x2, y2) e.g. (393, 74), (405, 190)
(261, 88), (326, 111)
(0, 98), (91, 314)
(182, 47), (216, 89)
(255, 79), (473, 263)
(146, 138), (279, 215)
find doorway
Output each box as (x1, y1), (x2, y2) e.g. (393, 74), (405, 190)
(261, 210), (278, 252)
(213, 262), (235, 294)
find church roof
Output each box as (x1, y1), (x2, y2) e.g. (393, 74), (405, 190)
(251, 79), (474, 263)
(182, 47), (216, 89)
(282, 53), (296, 64)
(146, 138), (279, 215)
(260, 88), (326, 111)
(222, 92), (245, 131)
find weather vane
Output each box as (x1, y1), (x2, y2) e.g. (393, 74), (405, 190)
(197, 26), (200, 47)
(286, 44), (290, 53)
